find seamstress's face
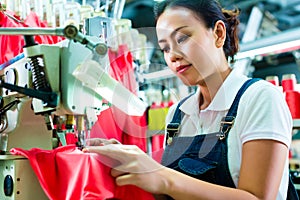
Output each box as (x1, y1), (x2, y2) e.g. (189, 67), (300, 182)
(156, 7), (221, 86)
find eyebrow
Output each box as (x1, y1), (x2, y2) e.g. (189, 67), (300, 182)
(158, 26), (189, 44)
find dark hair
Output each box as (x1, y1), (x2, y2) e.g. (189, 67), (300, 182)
(154, 0), (240, 63)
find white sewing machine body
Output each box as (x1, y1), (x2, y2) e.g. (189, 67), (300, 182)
(0, 36), (105, 200)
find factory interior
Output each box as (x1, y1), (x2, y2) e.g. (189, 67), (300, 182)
(1, 0), (300, 199)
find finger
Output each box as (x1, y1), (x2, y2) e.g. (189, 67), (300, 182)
(83, 144), (151, 171)
(87, 151), (122, 168)
(115, 173), (163, 194)
(115, 173), (135, 186)
(85, 138), (103, 146)
(114, 173), (147, 188)
(86, 138), (121, 146)
(101, 138), (121, 145)
(84, 144), (136, 155)
(111, 168), (128, 178)
(83, 144), (128, 161)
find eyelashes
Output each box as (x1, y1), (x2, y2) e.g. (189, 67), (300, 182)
(161, 47), (170, 53)
(159, 33), (191, 53)
(177, 34), (189, 44)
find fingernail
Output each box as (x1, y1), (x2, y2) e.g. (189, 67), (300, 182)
(82, 148), (89, 153)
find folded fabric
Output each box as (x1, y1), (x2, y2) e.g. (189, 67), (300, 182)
(10, 145), (154, 200)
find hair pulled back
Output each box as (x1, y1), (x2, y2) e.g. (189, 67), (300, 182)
(154, 0), (240, 63)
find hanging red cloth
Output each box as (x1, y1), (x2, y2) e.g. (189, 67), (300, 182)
(10, 145), (154, 200)
(0, 10), (64, 65)
(0, 10), (25, 65)
(91, 44), (148, 152)
(108, 44), (137, 94)
(90, 107), (124, 143)
(24, 11), (64, 44)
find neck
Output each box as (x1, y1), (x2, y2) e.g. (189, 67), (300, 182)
(198, 68), (232, 110)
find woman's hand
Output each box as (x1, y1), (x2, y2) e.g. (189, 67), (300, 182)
(83, 144), (169, 194)
(86, 138), (121, 146)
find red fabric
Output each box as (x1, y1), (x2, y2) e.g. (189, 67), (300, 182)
(65, 133), (79, 145)
(122, 114), (147, 149)
(151, 134), (165, 163)
(10, 145), (154, 200)
(91, 107), (148, 152)
(0, 11), (64, 65)
(90, 108), (124, 142)
(0, 11), (25, 64)
(91, 44), (148, 152)
(108, 44), (136, 93)
(24, 12), (64, 44)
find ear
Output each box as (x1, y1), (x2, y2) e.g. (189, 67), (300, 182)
(213, 20), (226, 48)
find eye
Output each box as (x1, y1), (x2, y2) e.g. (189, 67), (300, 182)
(177, 34), (189, 44)
(160, 46), (170, 53)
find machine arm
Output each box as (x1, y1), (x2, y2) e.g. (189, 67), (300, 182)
(0, 81), (58, 108)
(0, 25), (107, 56)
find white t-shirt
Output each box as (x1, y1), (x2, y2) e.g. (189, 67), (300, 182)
(165, 69), (292, 200)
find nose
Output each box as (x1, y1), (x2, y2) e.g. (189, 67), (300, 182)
(169, 50), (183, 62)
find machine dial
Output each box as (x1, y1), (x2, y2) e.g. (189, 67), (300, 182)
(3, 175), (13, 196)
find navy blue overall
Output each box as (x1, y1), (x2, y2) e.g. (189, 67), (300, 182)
(161, 78), (298, 200)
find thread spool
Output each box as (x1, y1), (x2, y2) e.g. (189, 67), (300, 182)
(282, 74), (297, 92)
(285, 91), (300, 119)
(266, 75), (279, 86)
(66, 115), (76, 130)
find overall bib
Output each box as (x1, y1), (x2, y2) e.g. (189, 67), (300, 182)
(161, 78), (298, 200)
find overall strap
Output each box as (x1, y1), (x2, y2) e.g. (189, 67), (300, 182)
(168, 79), (261, 133)
(219, 78), (261, 138)
(166, 93), (195, 145)
(166, 78), (261, 144)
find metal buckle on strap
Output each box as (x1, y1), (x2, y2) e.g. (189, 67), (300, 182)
(218, 116), (235, 140)
(166, 123), (180, 145)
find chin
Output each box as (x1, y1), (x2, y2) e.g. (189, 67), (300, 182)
(179, 75), (202, 86)
(180, 78), (197, 87)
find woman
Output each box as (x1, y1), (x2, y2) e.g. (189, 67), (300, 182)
(84, 0), (297, 199)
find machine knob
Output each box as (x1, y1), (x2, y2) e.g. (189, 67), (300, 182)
(63, 25), (78, 39)
(3, 175), (13, 196)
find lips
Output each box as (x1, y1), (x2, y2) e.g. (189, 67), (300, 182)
(176, 64), (192, 73)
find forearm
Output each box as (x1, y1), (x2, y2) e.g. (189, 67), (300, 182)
(162, 168), (260, 200)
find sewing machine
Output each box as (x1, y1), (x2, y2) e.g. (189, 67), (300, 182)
(0, 25), (147, 200)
